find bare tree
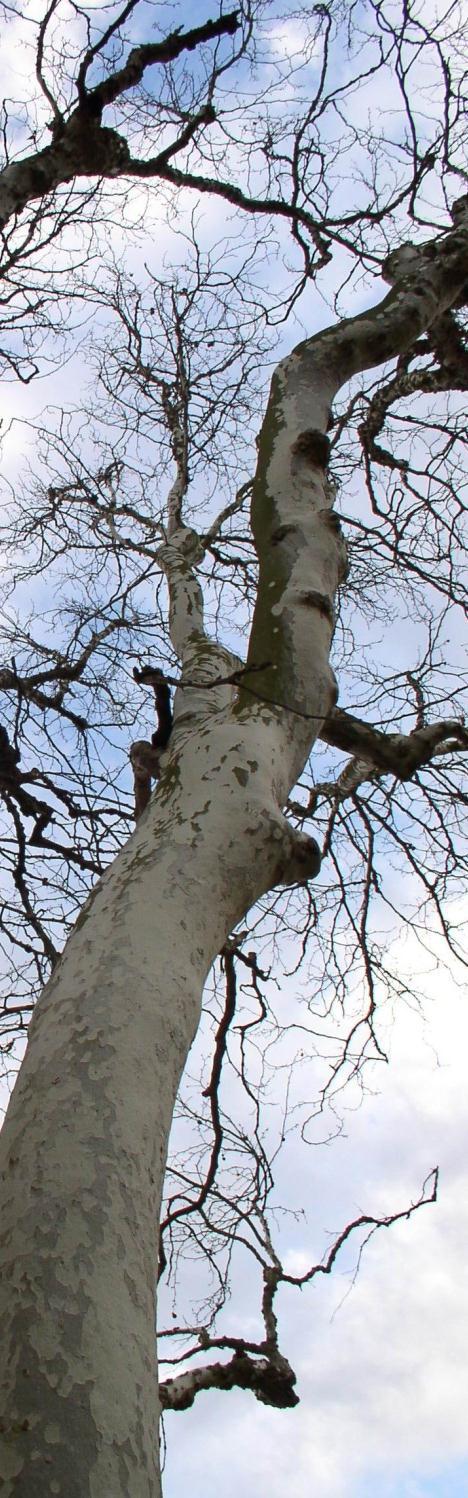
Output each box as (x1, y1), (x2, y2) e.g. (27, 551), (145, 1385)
(0, 4), (466, 1495)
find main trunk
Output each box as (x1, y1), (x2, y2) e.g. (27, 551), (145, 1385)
(0, 708), (329, 1497)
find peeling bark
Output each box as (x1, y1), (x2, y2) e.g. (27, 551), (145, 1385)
(160, 1350), (298, 1411)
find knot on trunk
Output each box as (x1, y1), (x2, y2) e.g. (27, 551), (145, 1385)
(61, 114), (131, 176)
(291, 429), (331, 468)
(273, 825), (321, 887)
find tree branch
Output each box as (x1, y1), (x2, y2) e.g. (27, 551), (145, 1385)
(160, 1348), (298, 1412)
(319, 708), (468, 780)
(78, 12), (240, 113)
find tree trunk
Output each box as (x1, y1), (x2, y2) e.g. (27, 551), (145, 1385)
(0, 699), (330, 1495)
(1, 198), (466, 1495)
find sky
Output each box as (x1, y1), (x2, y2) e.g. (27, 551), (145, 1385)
(0, 6), (467, 1497)
(162, 919), (468, 1498)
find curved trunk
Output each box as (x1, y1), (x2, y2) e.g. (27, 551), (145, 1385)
(0, 710), (328, 1497)
(1, 199), (466, 1495)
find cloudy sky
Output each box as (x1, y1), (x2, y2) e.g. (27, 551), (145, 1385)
(163, 920), (468, 1498)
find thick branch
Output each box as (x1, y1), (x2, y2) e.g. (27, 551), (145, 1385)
(160, 1349), (298, 1412)
(78, 12), (240, 112)
(0, 13), (239, 228)
(294, 200), (468, 398)
(0, 117), (131, 228)
(157, 527), (242, 729)
(239, 199), (468, 791)
(157, 526), (208, 658)
(319, 708), (468, 780)
(359, 307), (468, 469)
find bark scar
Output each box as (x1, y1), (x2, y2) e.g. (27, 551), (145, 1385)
(298, 590), (334, 623)
(291, 430), (331, 468)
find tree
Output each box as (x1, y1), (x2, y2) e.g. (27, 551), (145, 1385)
(0, 3), (466, 1494)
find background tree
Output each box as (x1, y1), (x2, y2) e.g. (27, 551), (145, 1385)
(0, 3), (466, 1495)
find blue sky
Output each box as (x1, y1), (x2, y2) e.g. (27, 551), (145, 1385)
(354, 1461), (468, 1497)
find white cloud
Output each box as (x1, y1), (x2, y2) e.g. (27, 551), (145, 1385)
(265, 19), (319, 65)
